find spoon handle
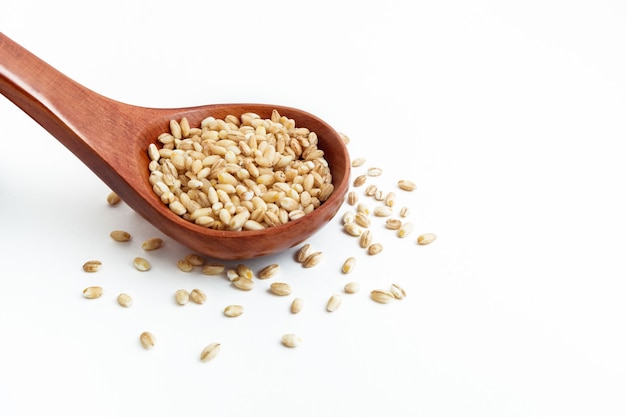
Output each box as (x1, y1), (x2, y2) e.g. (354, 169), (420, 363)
(0, 33), (141, 159)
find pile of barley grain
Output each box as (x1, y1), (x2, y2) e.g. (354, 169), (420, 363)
(147, 110), (333, 231)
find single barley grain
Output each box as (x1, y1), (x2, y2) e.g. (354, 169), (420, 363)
(226, 269), (240, 281)
(370, 289), (395, 304)
(189, 288), (207, 304)
(291, 298), (304, 314)
(117, 293), (133, 307)
(185, 253), (205, 266)
(233, 277), (255, 291)
(175, 289), (190, 305)
(373, 206), (393, 217)
(367, 243), (383, 255)
(107, 191), (121, 205)
(270, 282), (292, 296)
(133, 257), (151, 271)
(397, 222), (413, 238)
(326, 294), (342, 312)
(354, 212), (371, 228)
(342, 211), (355, 225)
(142, 238), (163, 251)
(342, 257), (356, 274)
(347, 191), (358, 205)
(351, 157), (366, 167)
(400, 206), (410, 217)
(82, 260), (102, 273)
(357, 203), (370, 216)
(202, 263), (226, 275)
(110, 230), (131, 242)
(385, 218), (402, 230)
(224, 305), (244, 317)
(390, 283), (407, 300)
(384, 192), (396, 207)
(365, 184), (377, 197)
(344, 222), (363, 237)
(417, 233), (437, 245)
(236, 264), (254, 280)
(258, 263), (280, 279)
(281, 333), (302, 348)
(367, 167), (383, 177)
(177, 259), (194, 272)
(82, 286), (103, 299)
(302, 251), (323, 268)
(374, 190), (385, 201)
(398, 179), (417, 191)
(353, 175), (367, 187)
(359, 230), (373, 248)
(200, 342), (221, 362)
(344, 282), (360, 294)
(140, 331), (156, 349)
(339, 132), (350, 144)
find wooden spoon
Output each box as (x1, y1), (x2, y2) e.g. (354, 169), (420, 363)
(0, 33), (350, 260)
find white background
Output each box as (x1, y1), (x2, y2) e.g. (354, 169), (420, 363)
(1, 1), (626, 416)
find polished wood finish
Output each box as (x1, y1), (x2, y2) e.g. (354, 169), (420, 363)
(0, 32), (350, 259)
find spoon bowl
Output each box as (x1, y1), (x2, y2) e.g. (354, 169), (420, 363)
(0, 33), (350, 259)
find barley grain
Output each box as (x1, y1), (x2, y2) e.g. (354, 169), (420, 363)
(224, 305), (244, 317)
(384, 192), (396, 207)
(185, 253), (205, 266)
(106, 191), (121, 205)
(353, 175), (367, 187)
(344, 282), (360, 294)
(365, 184), (377, 197)
(175, 289), (190, 305)
(270, 282), (292, 296)
(398, 179), (417, 191)
(189, 288), (207, 304)
(302, 251), (323, 268)
(296, 244), (312, 263)
(385, 218), (402, 230)
(290, 298), (304, 314)
(177, 259), (194, 272)
(233, 277), (255, 291)
(236, 264), (254, 280)
(347, 191), (358, 205)
(200, 342), (221, 362)
(82, 286), (103, 299)
(281, 333), (302, 348)
(359, 230), (373, 248)
(354, 213), (371, 228)
(82, 260), (102, 273)
(367, 167), (383, 177)
(417, 233), (437, 245)
(110, 230), (131, 242)
(351, 157), (366, 167)
(344, 222), (363, 237)
(202, 263), (225, 275)
(258, 263), (280, 279)
(397, 222), (413, 238)
(342, 257), (356, 274)
(140, 331), (156, 349)
(370, 289), (395, 304)
(326, 294), (342, 312)
(390, 283), (407, 300)
(399, 206), (410, 217)
(367, 243), (383, 255)
(373, 206), (393, 217)
(142, 238), (163, 251)
(116, 293), (133, 307)
(133, 257), (151, 271)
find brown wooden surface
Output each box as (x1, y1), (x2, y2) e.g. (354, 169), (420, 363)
(0, 32), (350, 259)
